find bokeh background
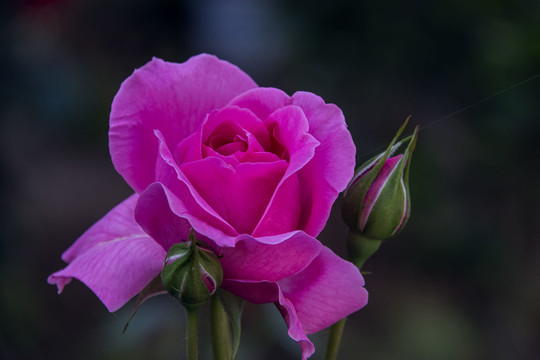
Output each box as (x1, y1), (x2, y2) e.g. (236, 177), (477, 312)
(2, 0), (540, 359)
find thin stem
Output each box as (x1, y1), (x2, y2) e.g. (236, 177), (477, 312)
(211, 295), (232, 360)
(325, 318), (347, 360)
(186, 308), (199, 360)
(325, 232), (379, 359)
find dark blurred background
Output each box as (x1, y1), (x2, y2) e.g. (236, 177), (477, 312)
(1, 0), (540, 359)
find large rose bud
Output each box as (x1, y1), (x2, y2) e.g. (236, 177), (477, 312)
(342, 120), (418, 269)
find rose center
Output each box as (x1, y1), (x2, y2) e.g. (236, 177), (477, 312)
(210, 134), (248, 156)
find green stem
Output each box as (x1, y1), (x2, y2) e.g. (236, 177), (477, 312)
(325, 318), (347, 360)
(186, 308), (199, 360)
(324, 232), (380, 359)
(211, 295), (232, 360)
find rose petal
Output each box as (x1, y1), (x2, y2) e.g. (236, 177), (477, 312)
(200, 133), (272, 167)
(136, 182), (238, 249)
(277, 292), (316, 360)
(133, 186), (192, 251)
(109, 54), (257, 192)
(223, 278), (317, 359)
(228, 87), (291, 121)
(219, 231), (322, 282)
(176, 130), (204, 165)
(222, 246), (367, 360)
(181, 157), (288, 235)
(221, 280), (279, 304)
(202, 106), (270, 150)
(48, 236), (165, 313)
(48, 196), (166, 312)
(251, 174), (302, 236)
(153, 130), (239, 240)
(278, 247), (368, 334)
(253, 106), (319, 236)
(291, 92), (356, 236)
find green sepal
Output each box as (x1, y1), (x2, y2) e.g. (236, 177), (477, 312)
(398, 125), (419, 235)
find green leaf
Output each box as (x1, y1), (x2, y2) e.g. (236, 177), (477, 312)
(123, 275), (167, 333)
(217, 289), (244, 359)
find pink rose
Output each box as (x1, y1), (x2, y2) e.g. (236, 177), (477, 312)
(48, 54), (368, 359)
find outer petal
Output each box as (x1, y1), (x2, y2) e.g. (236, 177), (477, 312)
(278, 247), (368, 334)
(291, 92), (356, 236)
(219, 232), (322, 282)
(48, 196), (166, 312)
(223, 247), (367, 360)
(222, 279), (315, 359)
(109, 54), (257, 192)
(277, 292), (315, 360)
(221, 280), (279, 304)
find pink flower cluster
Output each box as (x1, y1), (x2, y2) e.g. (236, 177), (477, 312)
(48, 54), (368, 359)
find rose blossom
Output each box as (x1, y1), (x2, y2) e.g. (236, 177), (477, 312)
(48, 54), (368, 359)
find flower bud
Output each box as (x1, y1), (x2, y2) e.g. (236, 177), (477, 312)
(161, 233), (223, 310)
(343, 120), (418, 241)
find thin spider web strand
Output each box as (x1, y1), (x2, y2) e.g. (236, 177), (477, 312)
(356, 71), (540, 160)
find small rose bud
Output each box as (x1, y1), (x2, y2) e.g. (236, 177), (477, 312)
(342, 120), (418, 268)
(161, 233), (223, 310)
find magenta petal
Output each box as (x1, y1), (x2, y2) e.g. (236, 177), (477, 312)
(219, 231), (322, 282)
(176, 130), (204, 165)
(251, 174), (302, 236)
(48, 196), (166, 312)
(222, 279), (315, 360)
(109, 54), (257, 192)
(181, 157), (288, 235)
(136, 182), (238, 249)
(291, 92), (357, 236)
(277, 292), (316, 360)
(221, 279), (279, 304)
(202, 106), (270, 150)
(265, 105), (320, 177)
(228, 87), (291, 121)
(221, 246), (366, 360)
(253, 106), (319, 236)
(48, 236), (165, 312)
(153, 130), (239, 241)
(134, 185), (192, 251)
(278, 247), (368, 334)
